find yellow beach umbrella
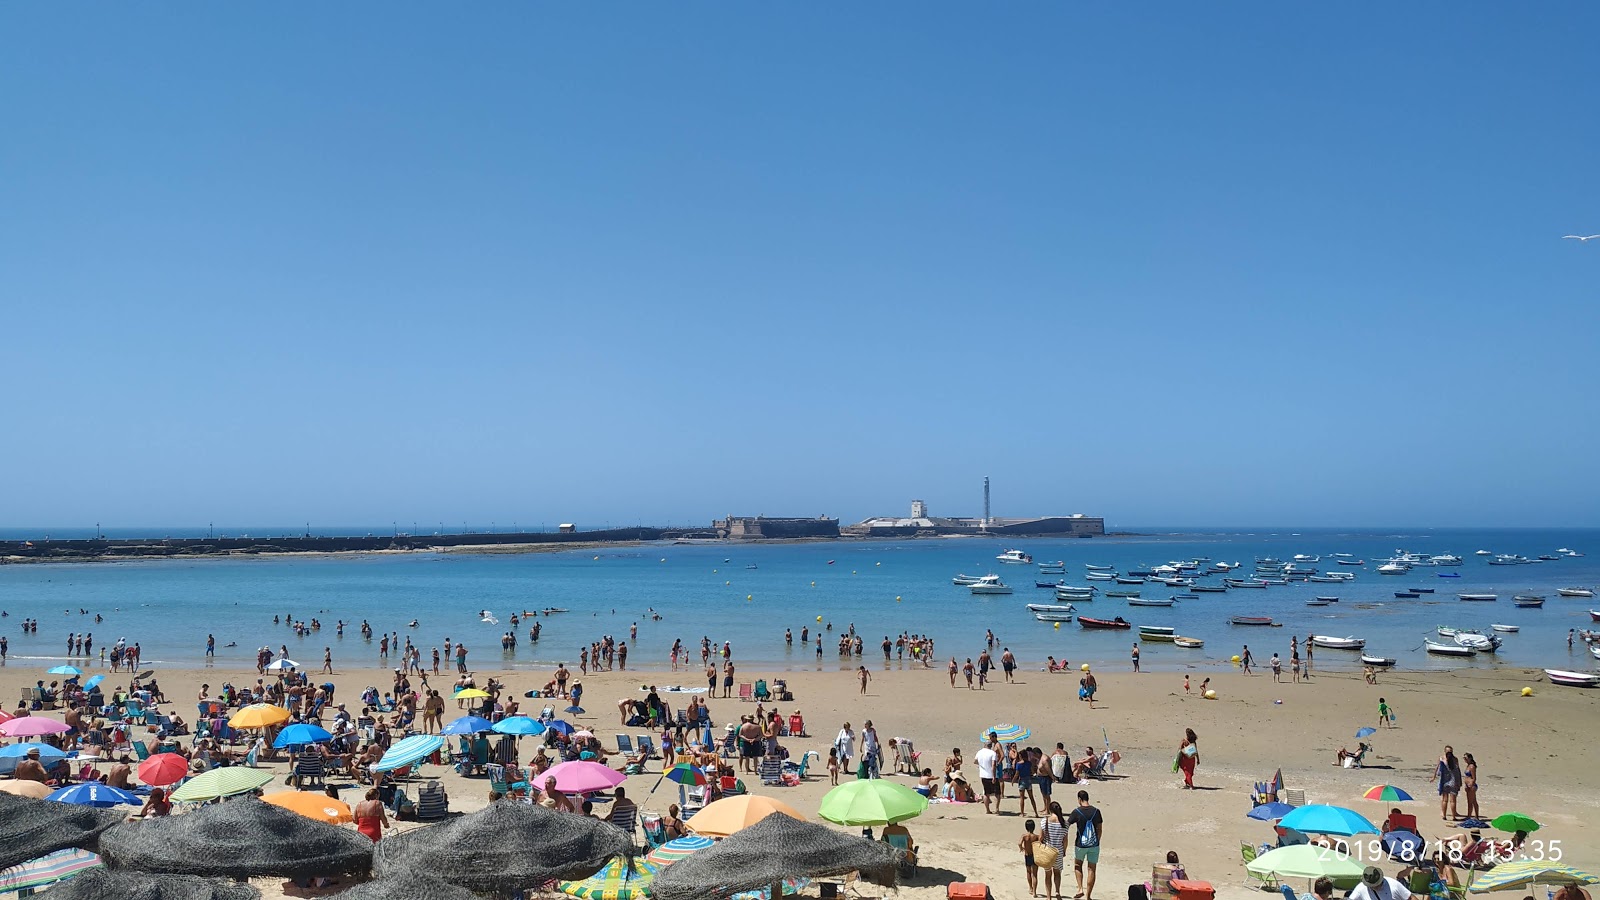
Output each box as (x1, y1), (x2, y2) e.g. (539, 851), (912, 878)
(0, 780), (53, 799)
(228, 703), (291, 729)
(263, 791), (353, 824)
(685, 794), (804, 838)
(453, 689), (490, 700)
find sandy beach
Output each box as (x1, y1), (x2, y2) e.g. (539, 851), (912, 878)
(2, 657), (1595, 900)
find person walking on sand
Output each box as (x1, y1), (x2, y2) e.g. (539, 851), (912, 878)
(323, 648), (333, 674)
(1176, 728), (1199, 789)
(1303, 636), (1314, 678)
(1020, 819), (1043, 898)
(833, 722), (855, 777)
(1378, 697), (1395, 729)
(975, 740), (1000, 815)
(1067, 789), (1104, 900)
(1002, 647), (1017, 683)
(1241, 645), (1254, 675)
(948, 657), (959, 687)
(1042, 802), (1068, 900)
(857, 665), (871, 695)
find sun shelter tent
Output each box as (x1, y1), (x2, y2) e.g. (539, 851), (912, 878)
(650, 812), (901, 900)
(308, 873), (480, 900)
(0, 793), (125, 870)
(97, 797), (372, 880)
(39, 870), (262, 900)
(373, 800), (634, 893)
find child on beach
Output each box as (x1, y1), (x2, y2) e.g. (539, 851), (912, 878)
(1020, 819), (1042, 898)
(827, 747), (840, 785)
(1183, 674), (1190, 693)
(1379, 697), (1395, 728)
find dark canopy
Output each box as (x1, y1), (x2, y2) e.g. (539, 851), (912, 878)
(40, 870), (261, 900)
(0, 793), (125, 871)
(327, 873), (483, 900)
(373, 800), (632, 892)
(97, 797), (372, 879)
(650, 813), (901, 900)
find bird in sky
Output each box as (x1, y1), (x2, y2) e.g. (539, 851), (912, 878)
(1561, 234), (1600, 242)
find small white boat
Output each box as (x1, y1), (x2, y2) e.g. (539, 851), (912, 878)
(1458, 593), (1498, 602)
(1138, 625), (1176, 636)
(1591, 645), (1600, 661)
(1558, 587), (1595, 598)
(1490, 624), (1519, 633)
(1127, 597), (1175, 607)
(1378, 562), (1410, 575)
(1305, 600), (1331, 607)
(1085, 564), (1114, 571)
(1362, 655), (1397, 667)
(1327, 572), (1357, 581)
(1038, 561), (1066, 572)
(1034, 611), (1074, 622)
(1312, 635), (1365, 650)
(952, 574), (987, 586)
(1545, 669), (1600, 688)
(1086, 572), (1117, 581)
(969, 575), (1013, 595)
(1475, 550), (1493, 556)
(997, 549), (1033, 564)
(1454, 632), (1501, 652)
(1437, 626), (1460, 637)
(1426, 641), (1476, 657)
(1173, 636), (1205, 649)
(1027, 603), (1075, 613)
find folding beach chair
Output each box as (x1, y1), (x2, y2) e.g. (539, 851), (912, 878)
(893, 739), (919, 775)
(753, 680), (771, 702)
(787, 713), (806, 737)
(616, 734), (634, 754)
(1283, 788), (1306, 808)
(292, 754), (326, 790)
(759, 756), (784, 786)
(636, 735), (655, 758)
(737, 683), (753, 702)
(642, 814), (667, 849)
(1241, 842), (1279, 891)
(131, 741), (150, 761)
(486, 764), (509, 796)
(883, 828), (917, 877)
(773, 679), (792, 701)
(416, 781), (449, 820)
(608, 804), (638, 838)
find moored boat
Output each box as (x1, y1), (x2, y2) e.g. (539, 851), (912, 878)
(1311, 635), (1365, 650)
(1127, 597), (1175, 607)
(1105, 590), (1141, 599)
(1086, 572), (1117, 582)
(1490, 624), (1519, 633)
(1225, 579), (1269, 589)
(1034, 611), (1074, 622)
(1590, 610), (1600, 622)
(1078, 616), (1131, 630)
(1230, 616), (1274, 626)
(1394, 592), (1421, 599)
(997, 549), (1033, 564)
(1036, 580), (1066, 589)
(1453, 632), (1501, 652)
(1173, 636), (1205, 649)
(1114, 576), (1146, 585)
(952, 574), (987, 586)
(1084, 564), (1114, 571)
(1513, 597), (1545, 608)
(1412, 587), (1435, 594)
(1190, 584), (1228, 593)
(1138, 625), (1175, 636)
(1362, 655), (1397, 667)
(1426, 641), (1476, 657)
(1038, 561), (1066, 573)
(969, 576), (1013, 595)
(1457, 593), (1497, 602)
(1558, 587), (1595, 598)
(1305, 600), (1331, 607)
(1027, 603), (1075, 613)
(1545, 669), (1600, 688)
(1437, 573), (1461, 578)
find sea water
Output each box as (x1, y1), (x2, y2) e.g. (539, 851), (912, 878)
(1, 528), (1596, 675)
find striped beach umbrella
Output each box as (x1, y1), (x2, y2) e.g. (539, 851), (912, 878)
(46, 783), (142, 808)
(0, 848), (101, 894)
(168, 766), (275, 802)
(1362, 785), (1414, 802)
(664, 763), (707, 786)
(558, 856), (658, 900)
(645, 836), (715, 867)
(1468, 861), (1598, 893)
(732, 877), (811, 900)
(376, 733), (445, 772)
(979, 724), (1031, 743)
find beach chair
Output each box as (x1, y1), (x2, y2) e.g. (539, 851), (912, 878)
(787, 713), (806, 737)
(759, 756), (784, 786)
(720, 733), (737, 758)
(894, 739), (919, 775)
(737, 683), (753, 702)
(616, 734), (634, 754)
(131, 741), (150, 761)
(1240, 842), (1279, 891)
(720, 775), (746, 796)
(642, 814), (667, 849)
(674, 709), (690, 732)
(883, 829), (917, 877)
(292, 754), (326, 790)
(1283, 788), (1306, 808)
(416, 782), (449, 820)
(1082, 750), (1119, 779)
(753, 680), (771, 702)
(243, 744), (259, 768)
(608, 804), (638, 838)
(694, 706), (712, 728)
(773, 679), (792, 701)
(487, 764), (509, 795)
(636, 735), (655, 758)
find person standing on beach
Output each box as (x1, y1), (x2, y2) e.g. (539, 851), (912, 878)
(975, 740), (1000, 814)
(1042, 802), (1068, 900)
(1462, 752), (1480, 819)
(323, 647), (333, 674)
(834, 722), (856, 777)
(1270, 653), (1282, 682)
(1303, 636), (1314, 677)
(1241, 645), (1254, 675)
(1020, 819), (1042, 898)
(1176, 728), (1199, 789)
(1002, 648), (1017, 683)
(206, 634), (215, 659)
(722, 661), (734, 698)
(1436, 745), (1462, 821)
(857, 665), (871, 695)
(1130, 643), (1140, 673)
(1378, 697), (1394, 729)
(1066, 789), (1104, 900)
(455, 643), (468, 673)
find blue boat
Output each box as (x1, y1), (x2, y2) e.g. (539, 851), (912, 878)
(1394, 592), (1421, 598)
(1437, 573), (1462, 578)
(1412, 587), (1435, 593)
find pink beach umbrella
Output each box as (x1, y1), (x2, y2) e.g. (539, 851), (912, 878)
(0, 717), (70, 738)
(541, 760), (626, 794)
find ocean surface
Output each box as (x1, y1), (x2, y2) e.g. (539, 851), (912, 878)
(2, 528), (1597, 676)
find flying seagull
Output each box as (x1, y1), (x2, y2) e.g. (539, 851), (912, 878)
(1562, 234), (1600, 241)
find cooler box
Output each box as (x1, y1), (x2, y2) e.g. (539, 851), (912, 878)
(1170, 880), (1215, 900)
(948, 884), (989, 900)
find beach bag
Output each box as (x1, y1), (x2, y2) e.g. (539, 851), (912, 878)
(857, 760), (871, 779)
(1033, 843), (1059, 869)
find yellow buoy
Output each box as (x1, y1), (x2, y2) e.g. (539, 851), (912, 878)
(1081, 663), (1090, 672)
(816, 615), (823, 622)
(1204, 689), (1218, 700)
(1231, 655), (1242, 663)
(1054, 622), (1061, 630)
(1521, 687), (1533, 696)
(746, 594), (752, 600)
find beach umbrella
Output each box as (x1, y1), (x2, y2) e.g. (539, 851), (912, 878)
(272, 723), (333, 748)
(262, 791), (353, 824)
(375, 733), (445, 772)
(1382, 830), (1424, 859)
(819, 780), (929, 826)
(312, 874), (477, 900)
(731, 877), (811, 900)
(46, 783), (141, 808)
(543, 760), (626, 794)
(493, 715), (546, 736)
(0, 709), (11, 724)
(1246, 844), (1365, 881)
(1246, 802), (1294, 822)
(646, 835), (716, 867)
(168, 766), (275, 802)
(440, 715), (494, 736)
(98, 796), (372, 879)
(544, 719), (576, 736)
(686, 795), (805, 838)
(137, 752), (190, 787)
(0, 849), (103, 896)
(1, 716), (71, 737)
(373, 800), (633, 892)
(83, 675), (105, 691)
(979, 724), (1031, 743)
(1490, 812), (1541, 834)
(452, 688), (490, 699)
(0, 742), (68, 762)
(558, 856), (658, 900)
(0, 793), (125, 871)
(35, 869), (260, 900)
(1278, 804), (1379, 836)
(227, 703), (290, 729)
(1468, 861), (1599, 893)
(572, 729), (596, 740)
(664, 763), (708, 786)
(47, 665), (83, 676)
(1355, 727), (1377, 738)
(0, 780), (54, 799)
(651, 812), (900, 900)
(1363, 785), (1414, 802)
(264, 658), (298, 671)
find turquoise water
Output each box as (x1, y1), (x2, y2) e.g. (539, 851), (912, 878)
(2, 528), (1597, 675)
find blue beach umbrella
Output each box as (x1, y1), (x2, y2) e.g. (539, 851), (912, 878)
(440, 715), (494, 736)
(47, 665), (82, 676)
(84, 675), (105, 690)
(492, 716), (546, 736)
(1355, 727), (1377, 739)
(0, 742), (68, 761)
(272, 723), (333, 749)
(375, 734), (445, 772)
(544, 720), (576, 737)
(1279, 804), (1379, 837)
(47, 783), (141, 808)
(1247, 802), (1295, 821)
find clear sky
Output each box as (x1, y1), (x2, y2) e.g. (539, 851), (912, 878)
(3, 4), (1597, 530)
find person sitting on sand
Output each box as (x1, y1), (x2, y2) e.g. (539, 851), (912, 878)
(1071, 747), (1098, 780)
(950, 773), (976, 803)
(1164, 851), (1187, 881)
(915, 768), (937, 797)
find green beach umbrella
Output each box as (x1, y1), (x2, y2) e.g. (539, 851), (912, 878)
(1246, 845), (1365, 881)
(1468, 861), (1598, 893)
(1490, 812), (1541, 834)
(818, 779), (929, 827)
(168, 766), (275, 803)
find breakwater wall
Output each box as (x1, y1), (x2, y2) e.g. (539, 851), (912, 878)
(0, 527), (688, 561)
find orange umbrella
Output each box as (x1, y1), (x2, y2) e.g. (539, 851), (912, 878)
(685, 794), (804, 838)
(263, 791), (354, 824)
(228, 703), (291, 729)
(0, 780), (53, 799)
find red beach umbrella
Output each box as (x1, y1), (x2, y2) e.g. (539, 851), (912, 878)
(138, 752), (190, 787)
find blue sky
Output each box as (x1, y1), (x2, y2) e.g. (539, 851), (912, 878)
(2, 4), (1596, 530)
